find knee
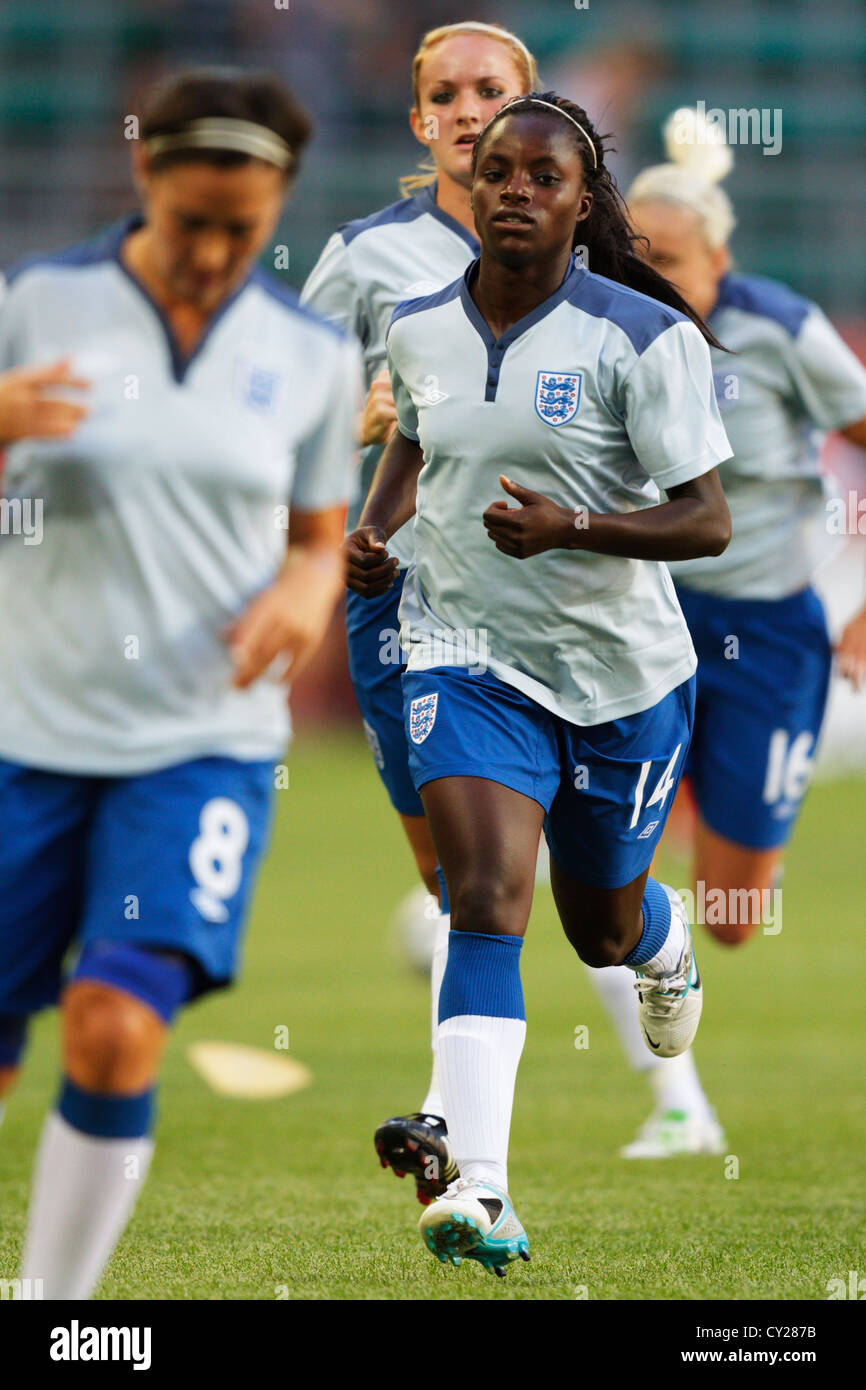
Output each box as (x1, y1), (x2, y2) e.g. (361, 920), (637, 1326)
(450, 875), (527, 937)
(560, 907), (641, 968)
(703, 919), (757, 948)
(575, 933), (632, 969)
(63, 983), (163, 1091)
(0, 1065), (20, 1099)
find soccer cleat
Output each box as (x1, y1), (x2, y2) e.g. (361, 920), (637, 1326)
(620, 1107), (727, 1159)
(634, 908), (703, 1058)
(374, 1112), (459, 1206)
(419, 1178), (530, 1277)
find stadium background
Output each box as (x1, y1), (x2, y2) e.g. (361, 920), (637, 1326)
(3, 0), (862, 758)
(1, 0), (865, 1301)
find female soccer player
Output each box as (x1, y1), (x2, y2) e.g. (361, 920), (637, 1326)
(346, 92), (733, 1274)
(301, 21), (537, 1203)
(582, 108), (866, 1161)
(0, 69), (359, 1299)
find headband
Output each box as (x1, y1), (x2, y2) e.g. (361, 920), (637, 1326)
(144, 118), (293, 170)
(490, 97), (598, 170)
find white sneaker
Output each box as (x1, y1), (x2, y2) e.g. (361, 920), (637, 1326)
(418, 1178), (530, 1277)
(634, 909), (703, 1058)
(620, 1108), (727, 1159)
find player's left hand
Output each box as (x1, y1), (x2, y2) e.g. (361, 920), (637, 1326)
(836, 606), (866, 691)
(224, 549), (341, 688)
(482, 475), (572, 558)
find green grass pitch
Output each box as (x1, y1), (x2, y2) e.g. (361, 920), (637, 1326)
(1, 731), (863, 1300)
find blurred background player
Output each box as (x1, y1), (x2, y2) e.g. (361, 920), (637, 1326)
(348, 93), (733, 1273)
(300, 21), (538, 1205)
(583, 107), (866, 1160)
(0, 68), (359, 1298)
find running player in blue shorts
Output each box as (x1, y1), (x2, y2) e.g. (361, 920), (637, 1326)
(581, 107), (866, 1161)
(0, 69), (359, 1298)
(345, 93), (733, 1274)
(302, 21), (537, 1204)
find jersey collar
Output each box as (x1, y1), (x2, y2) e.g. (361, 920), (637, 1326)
(418, 183), (480, 255)
(459, 255), (585, 403)
(109, 212), (255, 384)
(460, 253), (585, 352)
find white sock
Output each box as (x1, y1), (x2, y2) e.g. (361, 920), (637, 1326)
(588, 962), (661, 1071)
(649, 1052), (713, 1119)
(420, 910), (450, 1117)
(586, 963), (712, 1120)
(438, 1014), (525, 1191)
(21, 1112), (153, 1299)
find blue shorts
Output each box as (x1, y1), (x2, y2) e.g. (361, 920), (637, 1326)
(676, 584), (832, 849)
(346, 573), (424, 817)
(0, 755), (276, 1018)
(402, 666), (695, 890)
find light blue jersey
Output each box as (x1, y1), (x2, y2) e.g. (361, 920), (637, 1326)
(0, 215), (360, 775)
(387, 257), (733, 726)
(300, 183), (479, 567)
(670, 273), (866, 599)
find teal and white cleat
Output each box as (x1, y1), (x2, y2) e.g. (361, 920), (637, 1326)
(635, 902), (703, 1059)
(620, 1107), (727, 1159)
(419, 1178), (530, 1278)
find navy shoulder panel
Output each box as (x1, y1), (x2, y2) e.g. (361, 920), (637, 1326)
(4, 218), (130, 286)
(250, 268), (347, 340)
(388, 276), (464, 335)
(567, 269), (687, 355)
(714, 273), (811, 338)
(340, 192), (429, 248)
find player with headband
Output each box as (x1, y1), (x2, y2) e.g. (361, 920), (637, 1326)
(301, 21), (537, 1208)
(581, 106), (866, 1160)
(347, 92), (733, 1274)
(0, 68), (359, 1298)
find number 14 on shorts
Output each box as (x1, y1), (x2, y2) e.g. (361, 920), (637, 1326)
(630, 744), (683, 834)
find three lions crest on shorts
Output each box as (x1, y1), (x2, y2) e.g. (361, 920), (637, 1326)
(409, 692), (438, 744)
(535, 371), (582, 426)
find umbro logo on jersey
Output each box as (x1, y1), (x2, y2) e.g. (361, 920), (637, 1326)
(535, 371), (582, 426)
(409, 692), (438, 744)
(421, 374), (449, 406)
(402, 280), (440, 298)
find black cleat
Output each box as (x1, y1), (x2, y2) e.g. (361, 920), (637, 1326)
(374, 1112), (460, 1206)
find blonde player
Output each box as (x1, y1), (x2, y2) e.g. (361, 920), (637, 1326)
(584, 108), (866, 1159)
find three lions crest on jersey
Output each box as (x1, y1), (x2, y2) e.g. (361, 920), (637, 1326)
(535, 371), (582, 426)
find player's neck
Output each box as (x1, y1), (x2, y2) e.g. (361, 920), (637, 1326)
(120, 228), (213, 356)
(434, 173), (478, 239)
(471, 249), (574, 340)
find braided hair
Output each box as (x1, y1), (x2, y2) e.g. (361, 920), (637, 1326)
(472, 92), (725, 350)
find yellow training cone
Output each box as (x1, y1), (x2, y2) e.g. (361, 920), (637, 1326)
(187, 1041), (312, 1099)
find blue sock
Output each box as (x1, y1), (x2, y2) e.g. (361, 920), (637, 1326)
(438, 930), (524, 1023)
(624, 878), (673, 967)
(57, 1077), (155, 1139)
